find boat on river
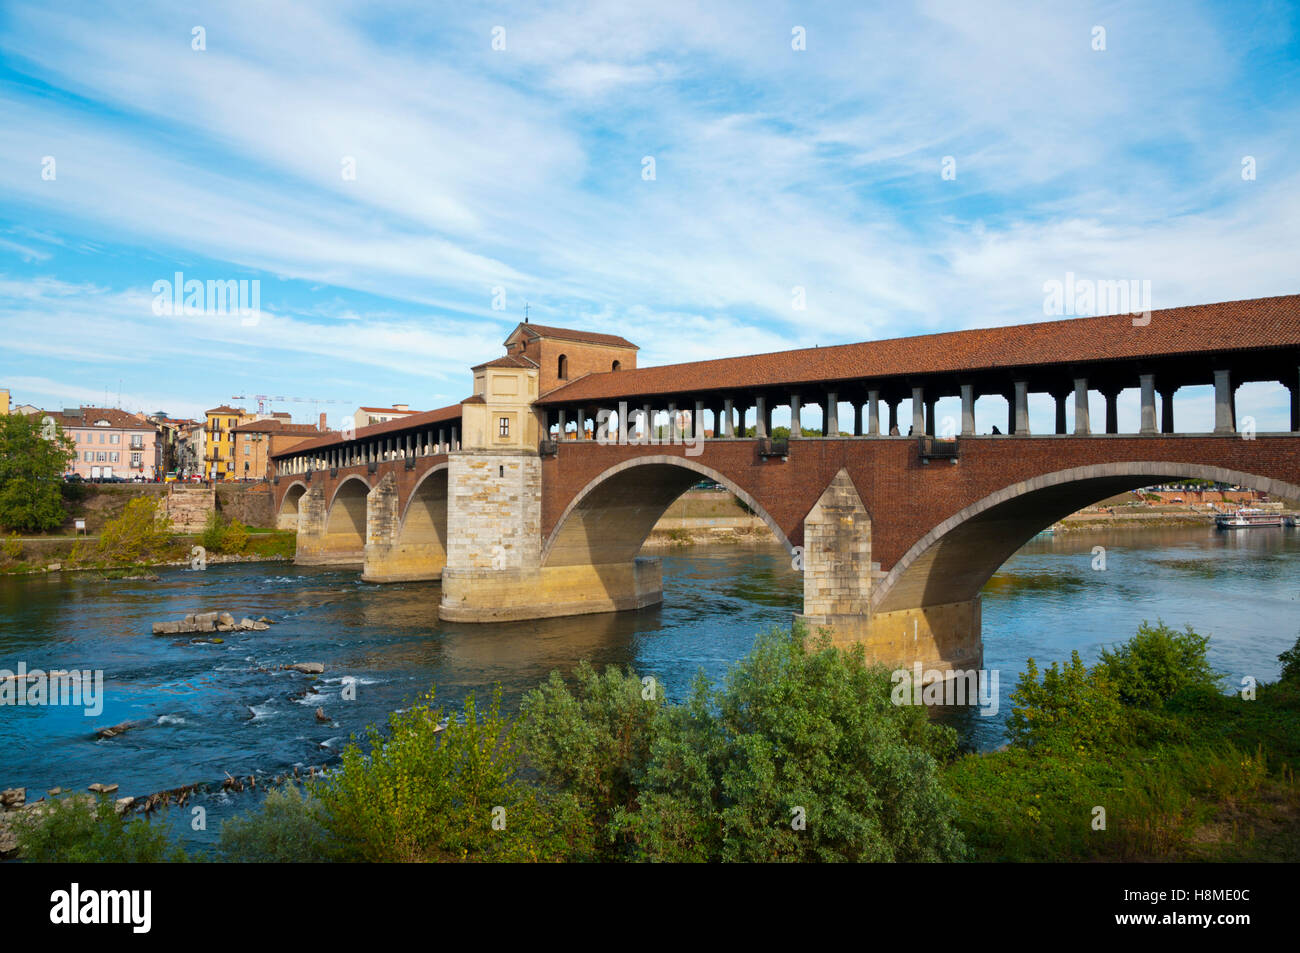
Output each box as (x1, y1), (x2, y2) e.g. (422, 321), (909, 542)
(1215, 507), (1284, 529)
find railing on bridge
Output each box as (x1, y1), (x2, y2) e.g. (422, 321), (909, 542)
(918, 436), (960, 464)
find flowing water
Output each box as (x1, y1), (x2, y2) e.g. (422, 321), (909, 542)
(1, 524), (1296, 850)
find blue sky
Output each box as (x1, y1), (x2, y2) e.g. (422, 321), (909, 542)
(1, 0), (1298, 431)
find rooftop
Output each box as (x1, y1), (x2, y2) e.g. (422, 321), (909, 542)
(508, 322), (637, 350)
(537, 294), (1300, 404)
(273, 402), (464, 457)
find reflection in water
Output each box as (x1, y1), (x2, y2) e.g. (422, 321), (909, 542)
(0, 526), (1296, 848)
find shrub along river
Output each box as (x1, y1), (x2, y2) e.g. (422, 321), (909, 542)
(1, 523), (1297, 851)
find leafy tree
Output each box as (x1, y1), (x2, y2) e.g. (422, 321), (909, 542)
(1095, 621), (1221, 708)
(312, 688), (584, 862)
(621, 627), (965, 862)
(0, 413), (74, 532)
(96, 496), (174, 565)
(519, 662), (664, 859)
(1006, 652), (1127, 755)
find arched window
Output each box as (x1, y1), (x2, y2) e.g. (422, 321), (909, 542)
(612, 360), (621, 371)
(558, 354), (569, 380)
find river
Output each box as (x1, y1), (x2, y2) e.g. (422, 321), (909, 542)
(1, 523), (1297, 849)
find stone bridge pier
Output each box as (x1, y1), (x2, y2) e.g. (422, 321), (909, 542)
(437, 450), (663, 621)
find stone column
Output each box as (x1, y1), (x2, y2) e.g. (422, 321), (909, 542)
(618, 402), (630, 444)
(756, 396), (768, 439)
(867, 390), (880, 435)
(1290, 367), (1300, 433)
(924, 395), (937, 437)
(723, 398), (735, 438)
(790, 394), (802, 438)
(1103, 392), (1119, 435)
(960, 384), (975, 436)
(693, 400), (705, 440)
(1053, 391), (1067, 434)
(852, 401), (862, 436)
(888, 399), (899, 435)
(1073, 379), (1089, 435)
(911, 386), (924, 436)
(1160, 388), (1176, 434)
(1214, 369), (1235, 434)
(1014, 380), (1030, 436)
(667, 401), (679, 442)
(1139, 373), (1157, 434)
(825, 391), (838, 436)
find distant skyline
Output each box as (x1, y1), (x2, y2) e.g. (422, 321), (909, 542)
(2, 0), (1298, 433)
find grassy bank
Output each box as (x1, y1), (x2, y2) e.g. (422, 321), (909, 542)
(1, 498), (295, 575)
(9, 621), (1298, 863)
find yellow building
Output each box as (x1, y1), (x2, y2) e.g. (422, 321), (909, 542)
(203, 405), (252, 480)
(0, 388), (9, 416)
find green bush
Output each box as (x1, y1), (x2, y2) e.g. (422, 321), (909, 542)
(221, 518), (249, 554)
(619, 627), (965, 862)
(198, 511), (226, 552)
(520, 662), (664, 859)
(312, 688), (581, 862)
(1, 533), (21, 563)
(95, 497), (173, 565)
(1095, 620), (1222, 708)
(14, 795), (188, 863)
(1005, 652), (1127, 755)
(1279, 634), (1300, 683)
(218, 785), (332, 862)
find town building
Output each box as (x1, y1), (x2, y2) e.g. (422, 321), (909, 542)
(231, 417), (330, 481)
(354, 404), (418, 427)
(43, 407), (162, 480)
(203, 405), (252, 481)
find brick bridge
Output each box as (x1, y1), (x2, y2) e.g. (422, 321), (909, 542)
(272, 295), (1300, 669)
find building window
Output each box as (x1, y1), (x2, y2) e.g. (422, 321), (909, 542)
(110, 452), (119, 463)
(499, 417), (510, 437)
(557, 354), (568, 380)
(612, 360), (621, 371)
(97, 452), (106, 462)
(132, 452), (142, 467)
(84, 451), (92, 462)
(110, 433), (120, 444)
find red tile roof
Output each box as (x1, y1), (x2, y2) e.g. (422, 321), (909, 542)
(473, 353), (538, 370)
(231, 420), (325, 435)
(43, 407), (157, 431)
(509, 322), (637, 350)
(273, 403), (464, 457)
(537, 295), (1300, 404)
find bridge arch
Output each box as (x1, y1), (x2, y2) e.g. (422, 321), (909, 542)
(872, 462), (1300, 614)
(542, 455), (792, 568)
(276, 481), (308, 530)
(322, 475), (371, 564)
(398, 464), (449, 556)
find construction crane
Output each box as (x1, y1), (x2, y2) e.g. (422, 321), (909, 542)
(232, 394), (351, 421)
